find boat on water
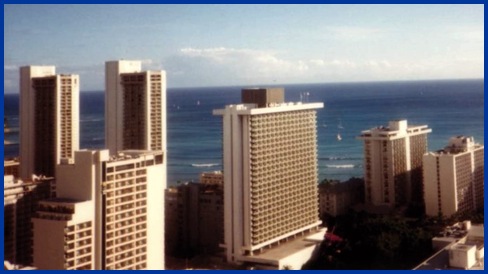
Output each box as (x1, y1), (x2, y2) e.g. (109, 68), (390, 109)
(337, 133), (342, 141)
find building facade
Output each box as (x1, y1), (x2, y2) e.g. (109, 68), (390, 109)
(213, 88), (323, 263)
(105, 60), (166, 154)
(19, 66), (79, 180)
(165, 173), (224, 258)
(318, 178), (363, 218)
(4, 158), (20, 178)
(358, 120), (431, 207)
(32, 149), (165, 270)
(4, 175), (53, 266)
(423, 136), (484, 217)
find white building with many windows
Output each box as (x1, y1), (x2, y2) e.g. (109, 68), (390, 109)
(358, 120), (431, 207)
(213, 88), (324, 268)
(423, 136), (484, 217)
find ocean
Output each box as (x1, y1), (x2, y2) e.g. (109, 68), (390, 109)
(4, 79), (484, 185)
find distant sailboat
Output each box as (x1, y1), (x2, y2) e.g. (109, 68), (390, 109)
(337, 133), (342, 141)
(337, 121), (344, 130)
(197, 100), (200, 106)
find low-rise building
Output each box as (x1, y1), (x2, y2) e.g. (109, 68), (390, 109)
(4, 158), (20, 178)
(4, 175), (53, 266)
(414, 221), (484, 270)
(165, 173), (224, 258)
(318, 178), (363, 218)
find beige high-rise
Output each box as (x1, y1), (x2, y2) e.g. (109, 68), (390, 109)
(105, 60), (166, 154)
(213, 88), (323, 263)
(358, 120), (431, 207)
(423, 136), (484, 217)
(19, 66), (79, 180)
(32, 150), (165, 270)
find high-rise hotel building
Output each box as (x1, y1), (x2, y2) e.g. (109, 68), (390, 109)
(19, 66), (79, 180)
(213, 88), (323, 264)
(32, 149), (165, 270)
(358, 120), (431, 207)
(105, 60), (166, 155)
(423, 136), (484, 217)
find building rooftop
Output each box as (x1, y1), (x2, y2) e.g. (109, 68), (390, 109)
(358, 120), (431, 139)
(414, 221), (484, 270)
(431, 136), (483, 155)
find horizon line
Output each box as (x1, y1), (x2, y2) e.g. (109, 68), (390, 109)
(3, 77), (483, 94)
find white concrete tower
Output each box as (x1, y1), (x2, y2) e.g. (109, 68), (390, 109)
(19, 66), (79, 180)
(213, 88), (323, 264)
(358, 120), (432, 207)
(32, 149), (165, 270)
(423, 136), (484, 217)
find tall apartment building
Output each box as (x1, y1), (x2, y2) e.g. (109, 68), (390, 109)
(423, 136), (484, 217)
(32, 149), (165, 270)
(4, 175), (53, 266)
(19, 66), (79, 180)
(213, 88), (324, 265)
(105, 60), (166, 154)
(358, 120), (431, 207)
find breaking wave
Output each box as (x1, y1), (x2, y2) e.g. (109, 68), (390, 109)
(320, 156), (361, 161)
(191, 163), (220, 167)
(325, 164), (356, 169)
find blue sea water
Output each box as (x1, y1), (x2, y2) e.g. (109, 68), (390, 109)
(4, 79), (484, 185)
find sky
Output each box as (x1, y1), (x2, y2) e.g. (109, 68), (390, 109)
(4, 4), (484, 93)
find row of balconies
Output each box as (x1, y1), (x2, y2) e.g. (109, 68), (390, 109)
(251, 213), (317, 234)
(250, 183), (316, 198)
(249, 164), (315, 176)
(37, 212), (72, 221)
(250, 168), (317, 184)
(250, 177), (317, 192)
(107, 234), (144, 249)
(106, 218), (147, 233)
(106, 257), (146, 270)
(249, 154), (316, 166)
(250, 221), (317, 245)
(250, 191), (317, 206)
(250, 135), (315, 145)
(253, 119), (317, 129)
(254, 176), (318, 188)
(107, 249), (140, 264)
(249, 131), (315, 142)
(250, 194), (316, 210)
(250, 159), (316, 172)
(106, 203), (138, 215)
(250, 112), (315, 123)
(249, 145), (315, 157)
(105, 183), (145, 195)
(249, 126), (315, 136)
(250, 141), (316, 152)
(251, 198), (317, 214)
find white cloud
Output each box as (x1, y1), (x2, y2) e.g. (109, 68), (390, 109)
(165, 47), (483, 87)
